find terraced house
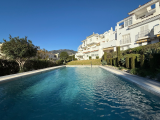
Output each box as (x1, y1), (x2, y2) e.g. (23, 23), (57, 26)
(75, 0), (160, 60)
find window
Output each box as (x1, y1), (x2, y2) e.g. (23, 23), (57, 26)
(139, 24), (149, 38)
(125, 17), (132, 27)
(129, 17), (132, 25)
(120, 34), (131, 45)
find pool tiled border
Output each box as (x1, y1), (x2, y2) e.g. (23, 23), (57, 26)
(0, 65), (66, 84)
(100, 66), (160, 97)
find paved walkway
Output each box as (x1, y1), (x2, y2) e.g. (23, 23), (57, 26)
(100, 66), (160, 97)
(0, 65), (66, 84)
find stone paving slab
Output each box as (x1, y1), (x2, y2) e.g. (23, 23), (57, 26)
(0, 65), (66, 84)
(100, 66), (160, 97)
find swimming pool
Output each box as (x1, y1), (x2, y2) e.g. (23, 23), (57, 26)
(0, 67), (160, 120)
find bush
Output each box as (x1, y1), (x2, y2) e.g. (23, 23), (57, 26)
(102, 60), (107, 65)
(131, 56), (135, 69)
(120, 57), (126, 66)
(56, 59), (64, 65)
(130, 68), (140, 75)
(89, 56), (91, 60)
(96, 56), (99, 59)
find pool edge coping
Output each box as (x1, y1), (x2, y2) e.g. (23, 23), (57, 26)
(100, 66), (160, 97)
(0, 65), (66, 84)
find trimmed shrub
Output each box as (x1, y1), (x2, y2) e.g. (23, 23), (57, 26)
(117, 57), (120, 67)
(116, 46), (120, 57)
(140, 54), (145, 68)
(110, 58), (112, 65)
(113, 58), (116, 66)
(126, 57), (129, 69)
(89, 56), (91, 60)
(107, 59), (109, 65)
(116, 46), (120, 67)
(135, 56), (140, 68)
(104, 52), (107, 61)
(96, 56), (99, 59)
(131, 56), (135, 69)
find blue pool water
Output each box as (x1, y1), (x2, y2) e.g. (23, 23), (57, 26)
(0, 67), (160, 120)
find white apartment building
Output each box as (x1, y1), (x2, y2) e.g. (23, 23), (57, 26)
(75, 0), (160, 60)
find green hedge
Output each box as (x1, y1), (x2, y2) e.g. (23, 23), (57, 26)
(107, 59), (109, 65)
(0, 59), (63, 76)
(140, 54), (145, 68)
(131, 56), (135, 69)
(149, 54), (160, 71)
(110, 58), (112, 65)
(0, 59), (19, 76)
(122, 42), (160, 55)
(113, 58), (116, 66)
(104, 52), (107, 61)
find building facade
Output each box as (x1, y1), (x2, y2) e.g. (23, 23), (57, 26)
(75, 0), (160, 60)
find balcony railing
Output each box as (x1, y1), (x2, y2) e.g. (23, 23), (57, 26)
(120, 38), (131, 45)
(87, 41), (98, 46)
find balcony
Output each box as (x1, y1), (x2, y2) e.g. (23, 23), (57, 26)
(101, 40), (117, 49)
(154, 24), (160, 36)
(82, 45), (87, 49)
(135, 29), (150, 41)
(87, 41), (99, 46)
(76, 53), (83, 57)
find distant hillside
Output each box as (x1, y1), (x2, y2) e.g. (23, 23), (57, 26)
(49, 49), (77, 55)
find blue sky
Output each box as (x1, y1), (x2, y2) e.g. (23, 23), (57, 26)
(0, 0), (150, 51)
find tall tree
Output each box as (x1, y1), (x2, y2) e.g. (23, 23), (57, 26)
(1, 35), (38, 72)
(59, 51), (69, 63)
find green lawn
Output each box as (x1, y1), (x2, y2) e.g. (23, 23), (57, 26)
(67, 59), (101, 65)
